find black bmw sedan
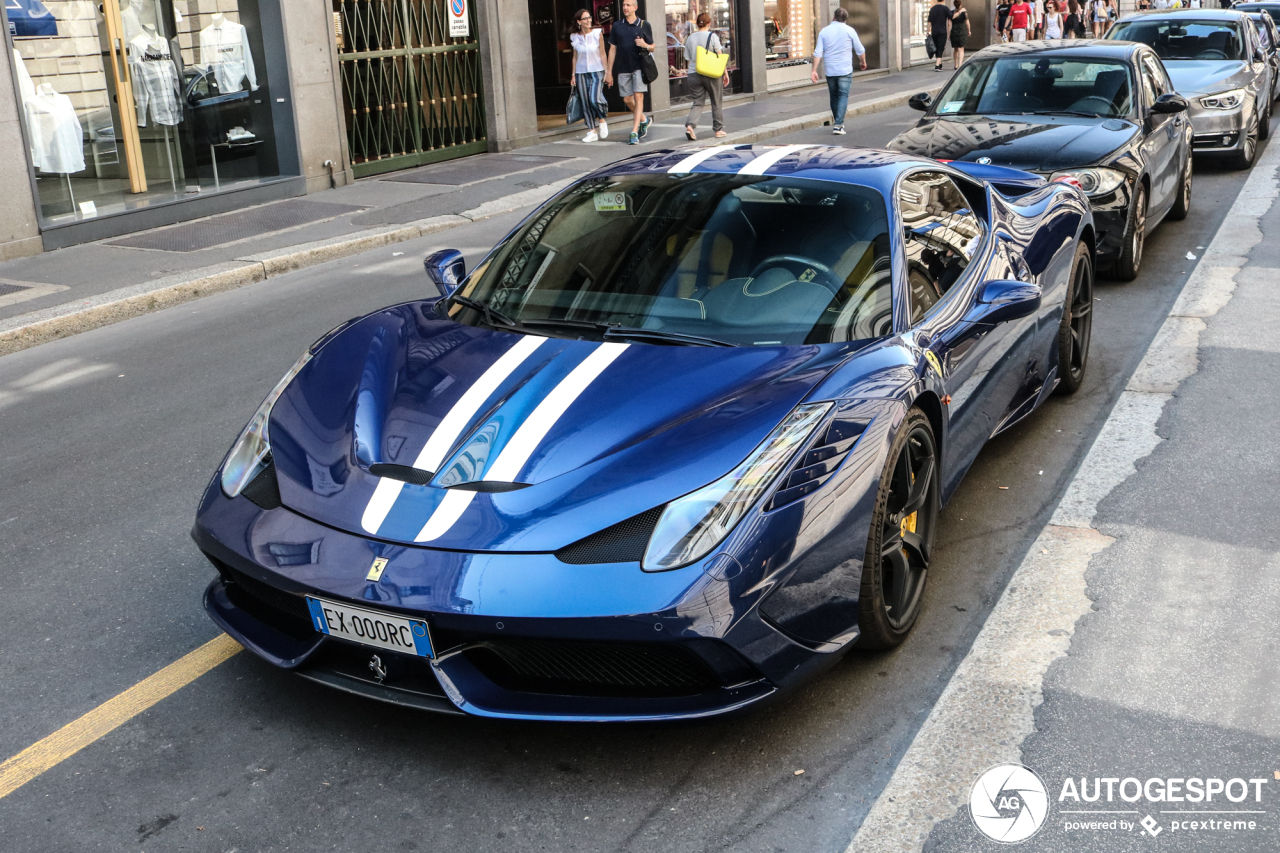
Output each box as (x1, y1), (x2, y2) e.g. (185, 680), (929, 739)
(889, 41), (1192, 281)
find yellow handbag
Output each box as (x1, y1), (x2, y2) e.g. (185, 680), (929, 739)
(695, 41), (729, 78)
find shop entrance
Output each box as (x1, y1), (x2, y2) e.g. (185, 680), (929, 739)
(333, 0), (487, 177)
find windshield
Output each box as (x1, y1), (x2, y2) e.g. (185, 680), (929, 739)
(1109, 20), (1246, 61)
(449, 174), (896, 347)
(934, 57), (1134, 117)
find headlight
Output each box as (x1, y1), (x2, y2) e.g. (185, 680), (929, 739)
(220, 351), (312, 498)
(1049, 168), (1126, 196)
(642, 402), (832, 571)
(1200, 88), (1247, 110)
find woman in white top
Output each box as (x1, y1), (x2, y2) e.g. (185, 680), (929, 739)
(1044, 0), (1063, 38)
(569, 10), (610, 142)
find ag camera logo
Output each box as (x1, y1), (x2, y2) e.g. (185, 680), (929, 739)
(970, 764), (1050, 843)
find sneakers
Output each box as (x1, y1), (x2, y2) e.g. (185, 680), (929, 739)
(685, 125), (697, 141)
(582, 130), (599, 143)
(832, 125), (846, 135)
(628, 131), (639, 145)
(639, 116), (652, 138)
(934, 65), (944, 72)
(598, 121), (609, 139)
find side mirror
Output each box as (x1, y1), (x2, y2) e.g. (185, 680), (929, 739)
(424, 249), (466, 295)
(1151, 92), (1188, 114)
(967, 280), (1041, 325)
(908, 92), (933, 112)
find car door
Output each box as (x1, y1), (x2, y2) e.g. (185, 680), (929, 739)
(896, 170), (1028, 494)
(1138, 52), (1181, 216)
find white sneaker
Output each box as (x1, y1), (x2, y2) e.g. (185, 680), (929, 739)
(598, 122), (609, 139)
(833, 125), (846, 135)
(582, 130), (599, 143)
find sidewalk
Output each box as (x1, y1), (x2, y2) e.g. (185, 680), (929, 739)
(0, 65), (943, 356)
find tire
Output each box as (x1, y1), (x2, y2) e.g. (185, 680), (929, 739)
(1107, 182), (1146, 282)
(1259, 97), (1272, 141)
(1231, 117), (1259, 170)
(1168, 152), (1192, 221)
(1055, 242), (1093, 396)
(856, 408), (939, 650)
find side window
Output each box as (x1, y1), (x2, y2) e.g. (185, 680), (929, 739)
(899, 171), (984, 325)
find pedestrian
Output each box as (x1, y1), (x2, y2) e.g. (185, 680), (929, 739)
(1033, 0), (1045, 37)
(1103, 0), (1117, 32)
(950, 0), (970, 66)
(1090, 0), (1106, 36)
(1006, 0), (1032, 41)
(683, 12), (729, 140)
(1044, 0), (1063, 38)
(569, 9), (609, 143)
(996, 0), (1012, 40)
(928, 0), (952, 71)
(1137, 0), (1150, 10)
(1065, 0), (1083, 37)
(605, 0), (656, 146)
(810, 8), (866, 135)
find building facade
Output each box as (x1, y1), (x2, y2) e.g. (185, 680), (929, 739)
(0, 0), (1007, 259)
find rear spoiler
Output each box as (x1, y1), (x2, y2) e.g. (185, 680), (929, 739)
(944, 161), (1046, 196)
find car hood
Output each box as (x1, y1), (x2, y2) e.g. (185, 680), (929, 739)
(264, 301), (857, 552)
(889, 114), (1138, 172)
(1164, 60), (1253, 97)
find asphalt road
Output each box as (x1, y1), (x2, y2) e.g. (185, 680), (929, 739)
(0, 108), (1261, 853)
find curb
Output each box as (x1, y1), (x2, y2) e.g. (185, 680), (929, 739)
(0, 83), (940, 358)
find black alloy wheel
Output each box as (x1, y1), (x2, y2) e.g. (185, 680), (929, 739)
(1110, 183), (1146, 282)
(1055, 242), (1094, 395)
(857, 409), (939, 649)
(1169, 153), (1192, 221)
(1233, 117), (1259, 170)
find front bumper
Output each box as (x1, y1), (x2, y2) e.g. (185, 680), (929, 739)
(1084, 182), (1133, 265)
(1188, 103), (1249, 155)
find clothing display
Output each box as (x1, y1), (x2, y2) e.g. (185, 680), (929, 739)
(129, 32), (182, 127)
(199, 17), (258, 94)
(25, 83), (84, 173)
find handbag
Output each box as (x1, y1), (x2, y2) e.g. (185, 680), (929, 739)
(637, 19), (660, 84)
(926, 36), (936, 58)
(694, 33), (729, 77)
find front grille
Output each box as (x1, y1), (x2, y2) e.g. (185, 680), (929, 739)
(464, 638), (721, 698)
(241, 459), (282, 509)
(214, 558), (315, 639)
(555, 506), (664, 564)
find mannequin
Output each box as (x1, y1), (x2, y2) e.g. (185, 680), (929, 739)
(25, 83), (85, 176)
(119, 0), (144, 43)
(199, 12), (259, 93)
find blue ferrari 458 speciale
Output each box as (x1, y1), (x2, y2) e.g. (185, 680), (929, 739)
(194, 144), (1095, 721)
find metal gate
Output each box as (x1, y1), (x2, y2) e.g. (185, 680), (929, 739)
(335, 0), (488, 177)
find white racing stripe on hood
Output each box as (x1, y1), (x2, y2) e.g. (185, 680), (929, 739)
(414, 341), (630, 542)
(736, 144), (816, 176)
(360, 334), (548, 534)
(667, 145), (736, 174)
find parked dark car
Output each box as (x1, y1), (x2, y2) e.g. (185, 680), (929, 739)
(1108, 9), (1273, 168)
(1232, 5), (1280, 99)
(890, 40), (1191, 281)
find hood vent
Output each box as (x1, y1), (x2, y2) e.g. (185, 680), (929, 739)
(369, 463), (434, 486)
(555, 506), (665, 565)
(765, 418), (866, 512)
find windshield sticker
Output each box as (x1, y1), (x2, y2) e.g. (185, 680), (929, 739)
(593, 191), (628, 212)
(938, 101), (964, 114)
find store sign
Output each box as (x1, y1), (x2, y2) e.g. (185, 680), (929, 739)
(449, 0), (469, 37)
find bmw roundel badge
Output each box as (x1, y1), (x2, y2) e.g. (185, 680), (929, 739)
(976, 156), (992, 165)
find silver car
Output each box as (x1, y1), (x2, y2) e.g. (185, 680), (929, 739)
(1109, 9), (1273, 169)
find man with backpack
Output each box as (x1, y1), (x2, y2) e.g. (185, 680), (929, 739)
(606, 0), (656, 145)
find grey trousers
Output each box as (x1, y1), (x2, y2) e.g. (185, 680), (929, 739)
(685, 73), (724, 132)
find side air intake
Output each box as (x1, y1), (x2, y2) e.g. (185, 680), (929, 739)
(765, 417), (867, 511)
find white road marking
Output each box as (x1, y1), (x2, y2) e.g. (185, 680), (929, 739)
(414, 342), (629, 542)
(360, 334), (547, 534)
(736, 144), (817, 176)
(847, 136), (1280, 852)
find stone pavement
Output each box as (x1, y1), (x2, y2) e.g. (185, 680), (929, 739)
(0, 65), (943, 356)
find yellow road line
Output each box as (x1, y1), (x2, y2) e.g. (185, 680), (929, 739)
(0, 633), (242, 800)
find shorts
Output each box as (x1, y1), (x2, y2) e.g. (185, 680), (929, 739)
(617, 70), (648, 98)
(1011, 27), (1028, 41)
(931, 32), (948, 57)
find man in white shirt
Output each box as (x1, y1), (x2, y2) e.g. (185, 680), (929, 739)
(809, 8), (866, 135)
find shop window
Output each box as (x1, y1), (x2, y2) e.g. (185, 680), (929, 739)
(6, 0), (288, 228)
(665, 0), (738, 101)
(764, 0), (820, 89)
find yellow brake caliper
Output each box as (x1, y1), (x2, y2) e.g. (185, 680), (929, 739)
(900, 471), (917, 549)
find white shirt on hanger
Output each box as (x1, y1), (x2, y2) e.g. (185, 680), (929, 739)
(199, 19), (259, 94)
(130, 33), (182, 127)
(26, 84), (85, 174)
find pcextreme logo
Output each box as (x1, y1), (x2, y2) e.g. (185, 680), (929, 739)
(970, 764), (1050, 843)
(968, 765), (1273, 843)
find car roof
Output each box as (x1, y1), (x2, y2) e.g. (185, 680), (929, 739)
(588, 145), (937, 194)
(1117, 8), (1250, 20)
(972, 38), (1141, 61)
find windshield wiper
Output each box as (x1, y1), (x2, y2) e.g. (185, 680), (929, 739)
(516, 317), (734, 347)
(445, 293), (523, 331)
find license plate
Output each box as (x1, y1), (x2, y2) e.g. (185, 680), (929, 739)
(305, 596), (434, 658)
